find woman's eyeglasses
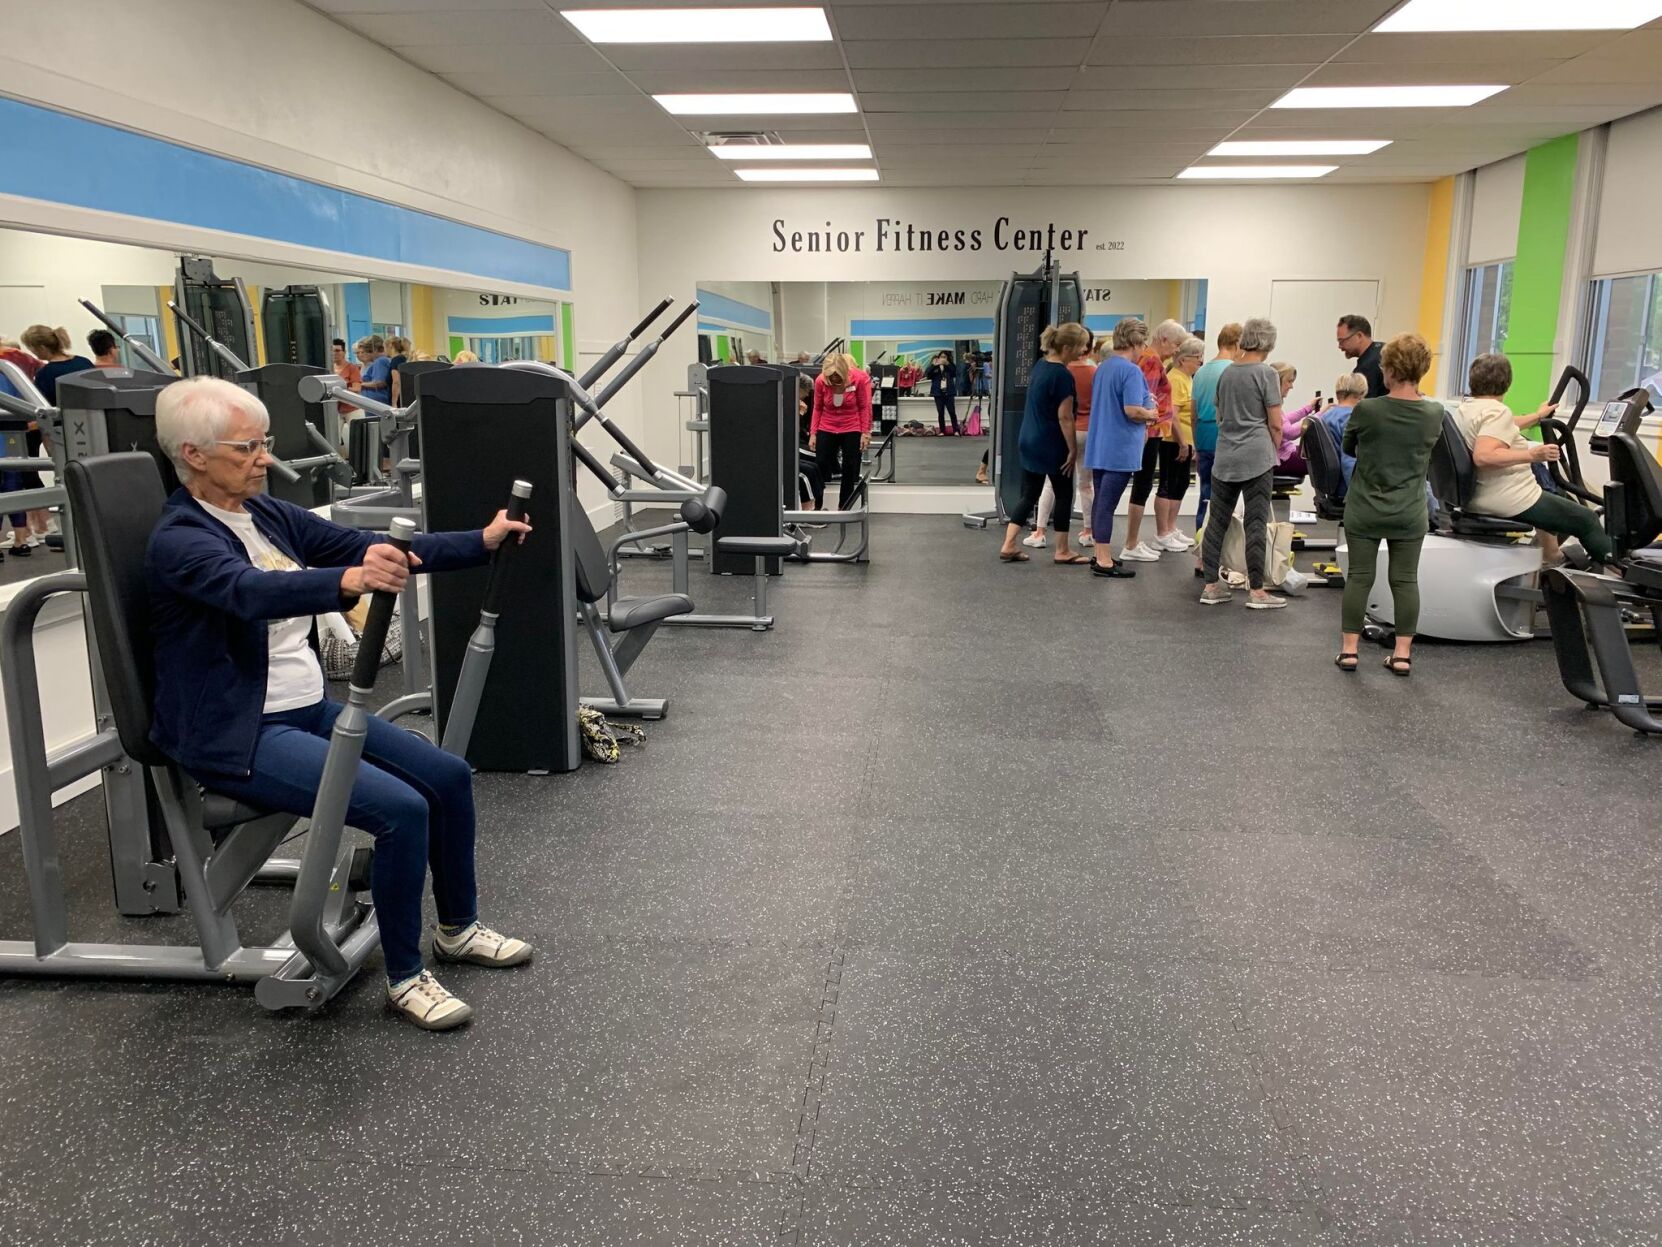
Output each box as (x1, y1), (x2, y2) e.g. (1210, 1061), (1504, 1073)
(212, 436), (276, 457)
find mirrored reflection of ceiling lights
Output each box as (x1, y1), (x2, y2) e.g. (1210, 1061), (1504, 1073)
(562, 8), (832, 42)
(657, 94), (858, 115)
(1376, 0), (1662, 31)
(710, 143), (873, 161)
(1209, 140), (1391, 157)
(1177, 166), (1338, 180)
(1272, 85), (1506, 109)
(734, 167), (879, 182)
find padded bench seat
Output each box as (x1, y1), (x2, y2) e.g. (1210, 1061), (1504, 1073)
(200, 791), (277, 832)
(716, 536), (800, 558)
(608, 593), (693, 632)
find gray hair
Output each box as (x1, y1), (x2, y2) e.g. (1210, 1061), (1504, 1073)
(1334, 371), (1368, 399)
(1174, 336), (1205, 364)
(354, 334), (385, 354)
(1112, 318), (1150, 351)
(1238, 317), (1277, 354)
(1153, 319), (1189, 352)
(155, 377), (270, 478)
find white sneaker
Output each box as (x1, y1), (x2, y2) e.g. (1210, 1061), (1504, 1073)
(388, 970), (473, 1030)
(1077, 532), (1095, 548)
(434, 922), (534, 968)
(1021, 532), (1046, 548)
(1118, 542), (1162, 562)
(1156, 531), (1196, 551)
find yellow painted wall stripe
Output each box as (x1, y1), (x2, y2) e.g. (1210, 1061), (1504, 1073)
(1416, 176), (1455, 396)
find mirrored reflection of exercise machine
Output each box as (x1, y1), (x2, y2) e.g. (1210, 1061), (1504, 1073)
(174, 255), (257, 381)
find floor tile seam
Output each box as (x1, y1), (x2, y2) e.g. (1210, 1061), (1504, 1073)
(788, 1171), (1321, 1212)
(778, 943), (848, 1243)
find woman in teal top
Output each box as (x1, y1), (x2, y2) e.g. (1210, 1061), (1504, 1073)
(1338, 333), (1446, 677)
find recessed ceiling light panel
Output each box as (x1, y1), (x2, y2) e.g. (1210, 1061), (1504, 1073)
(1177, 165), (1338, 180)
(710, 143), (873, 160)
(735, 166), (879, 181)
(1272, 85), (1506, 109)
(562, 8), (832, 43)
(657, 93), (857, 115)
(1376, 0), (1662, 32)
(1209, 140), (1391, 157)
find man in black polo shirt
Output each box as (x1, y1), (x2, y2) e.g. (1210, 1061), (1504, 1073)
(1337, 314), (1385, 397)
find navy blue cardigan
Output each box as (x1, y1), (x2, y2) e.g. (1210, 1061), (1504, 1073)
(145, 489), (487, 776)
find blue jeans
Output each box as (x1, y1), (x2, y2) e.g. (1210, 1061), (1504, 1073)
(1, 469), (25, 528)
(1192, 450), (1216, 532)
(192, 699), (478, 982)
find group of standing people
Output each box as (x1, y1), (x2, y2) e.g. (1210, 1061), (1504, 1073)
(997, 307), (1613, 677)
(0, 324), (105, 560)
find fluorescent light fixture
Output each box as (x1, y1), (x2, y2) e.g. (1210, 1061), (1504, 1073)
(710, 143), (872, 161)
(1272, 85), (1506, 109)
(656, 93), (857, 115)
(1177, 165), (1338, 179)
(1209, 140), (1390, 157)
(562, 8), (832, 43)
(1376, 0), (1662, 32)
(735, 166), (879, 181)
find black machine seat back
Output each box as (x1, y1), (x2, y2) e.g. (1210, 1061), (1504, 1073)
(1301, 418), (1347, 518)
(571, 507), (613, 605)
(1428, 410), (1476, 512)
(1607, 432), (1662, 558)
(63, 453), (170, 767)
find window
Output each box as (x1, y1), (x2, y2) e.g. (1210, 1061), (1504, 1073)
(1586, 271), (1662, 400)
(1458, 260), (1512, 385)
(109, 312), (162, 369)
(463, 335), (539, 364)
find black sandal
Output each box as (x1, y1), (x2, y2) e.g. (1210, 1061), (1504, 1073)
(1384, 656), (1412, 677)
(1335, 653), (1359, 672)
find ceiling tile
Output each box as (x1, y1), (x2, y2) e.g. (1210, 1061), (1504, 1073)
(394, 42), (614, 75)
(1073, 64), (1316, 91)
(1097, 0), (1395, 37)
(605, 43), (846, 72)
(853, 67), (1076, 93)
(1062, 89), (1282, 113)
(1089, 34), (1350, 66)
(1299, 59), (1562, 87)
(836, 3), (1109, 40)
(861, 91), (1066, 113)
(842, 38), (1081, 68)
(1334, 31), (1609, 64)
(624, 69), (855, 93)
(441, 71), (637, 98)
(366, 8), (579, 45)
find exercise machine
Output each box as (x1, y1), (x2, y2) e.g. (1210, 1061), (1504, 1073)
(261, 286), (331, 371)
(1540, 390), (1662, 733)
(782, 425), (898, 565)
(964, 251), (1083, 528)
(174, 256), (256, 381)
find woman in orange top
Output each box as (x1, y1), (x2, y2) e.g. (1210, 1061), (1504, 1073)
(1026, 332), (1102, 547)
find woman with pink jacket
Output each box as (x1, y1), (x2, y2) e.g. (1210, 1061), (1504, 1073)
(808, 352), (873, 510)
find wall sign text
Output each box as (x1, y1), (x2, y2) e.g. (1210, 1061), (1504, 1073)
(771, 217), (1118, 255)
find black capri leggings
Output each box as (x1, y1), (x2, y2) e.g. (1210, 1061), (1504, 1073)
(1129, 438), (1192, 505)
(934, 393), (959, 434)
(1009, 467), (1074, 533)
(815, 429), (863, 510)
(798, 455), (825, 508)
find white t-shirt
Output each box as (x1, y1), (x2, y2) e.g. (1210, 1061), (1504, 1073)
(1455, 396), (1541, 516)
(196, 500), (326, 713)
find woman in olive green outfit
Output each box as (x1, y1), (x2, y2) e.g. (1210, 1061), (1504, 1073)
(1339, 334), (1445, 676)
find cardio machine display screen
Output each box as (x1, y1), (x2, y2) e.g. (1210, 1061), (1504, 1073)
(1594, 400), (1629, 439)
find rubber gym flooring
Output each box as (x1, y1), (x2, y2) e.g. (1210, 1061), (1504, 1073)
(0, 514), (1655, 1245)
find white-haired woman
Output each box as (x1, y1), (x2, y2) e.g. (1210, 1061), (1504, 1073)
(146, 377), (532, 1030)
(1198, 317), (1286, 609)
(1121, 318), (1192, 561)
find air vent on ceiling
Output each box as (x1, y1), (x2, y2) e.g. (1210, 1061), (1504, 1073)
(700, 131), (784, 149)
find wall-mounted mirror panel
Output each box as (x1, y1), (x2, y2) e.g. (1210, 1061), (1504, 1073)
(695, 278), (1209, 488)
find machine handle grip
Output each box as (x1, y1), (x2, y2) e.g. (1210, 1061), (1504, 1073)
(352, 516), (414, 689)
(627, 298), (674, 343)
(481, 481), (532, 615)
(265, 456), (301, 484)
(1548, 364), (1591, 430)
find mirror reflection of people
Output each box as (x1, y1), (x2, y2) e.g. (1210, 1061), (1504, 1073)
(386, 335), (411, 406)
(795, 373), (824, 513)
(355, 335), (391, 406)
(148, 377), (534, 1029)
(925, 350), (959, 435)
(22, 324), (89, 546)
(745, 349), (765, 366)
(87, 329), (121, 369)
(808, 352), (871, 510)
(998, 323), (1090, 565)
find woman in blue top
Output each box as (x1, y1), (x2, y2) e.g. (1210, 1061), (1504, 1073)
(998, 323), (1090, 565)
(355, 334), (392, 405)
(1085, 319), (1161, 579)
(1318, 371), (1368, 495)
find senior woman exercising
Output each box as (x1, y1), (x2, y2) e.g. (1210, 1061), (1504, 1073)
(147, 377), (531, 1030)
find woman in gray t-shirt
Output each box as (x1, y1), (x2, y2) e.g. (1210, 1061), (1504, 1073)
(1198, 317), (1286, 609)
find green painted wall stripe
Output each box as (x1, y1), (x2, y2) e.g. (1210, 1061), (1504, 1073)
(1502, 133), (1578, 414)
(849, 340), (865, 367)
(560, 302), (575, 370)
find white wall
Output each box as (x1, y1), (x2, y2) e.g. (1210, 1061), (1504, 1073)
(0, 0), (641, 519)
(1468, 155), (1525, 266)
(637, 185), (1431, 468)
(0, 231), (173, 347)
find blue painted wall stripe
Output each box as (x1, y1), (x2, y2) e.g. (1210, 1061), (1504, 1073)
(0, 98), (572, 292)
(1085, 313), (1139, 333)
(446, 314), (555, 334)
(851, 317), (995, 337)
(695, 289), (772, 331)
